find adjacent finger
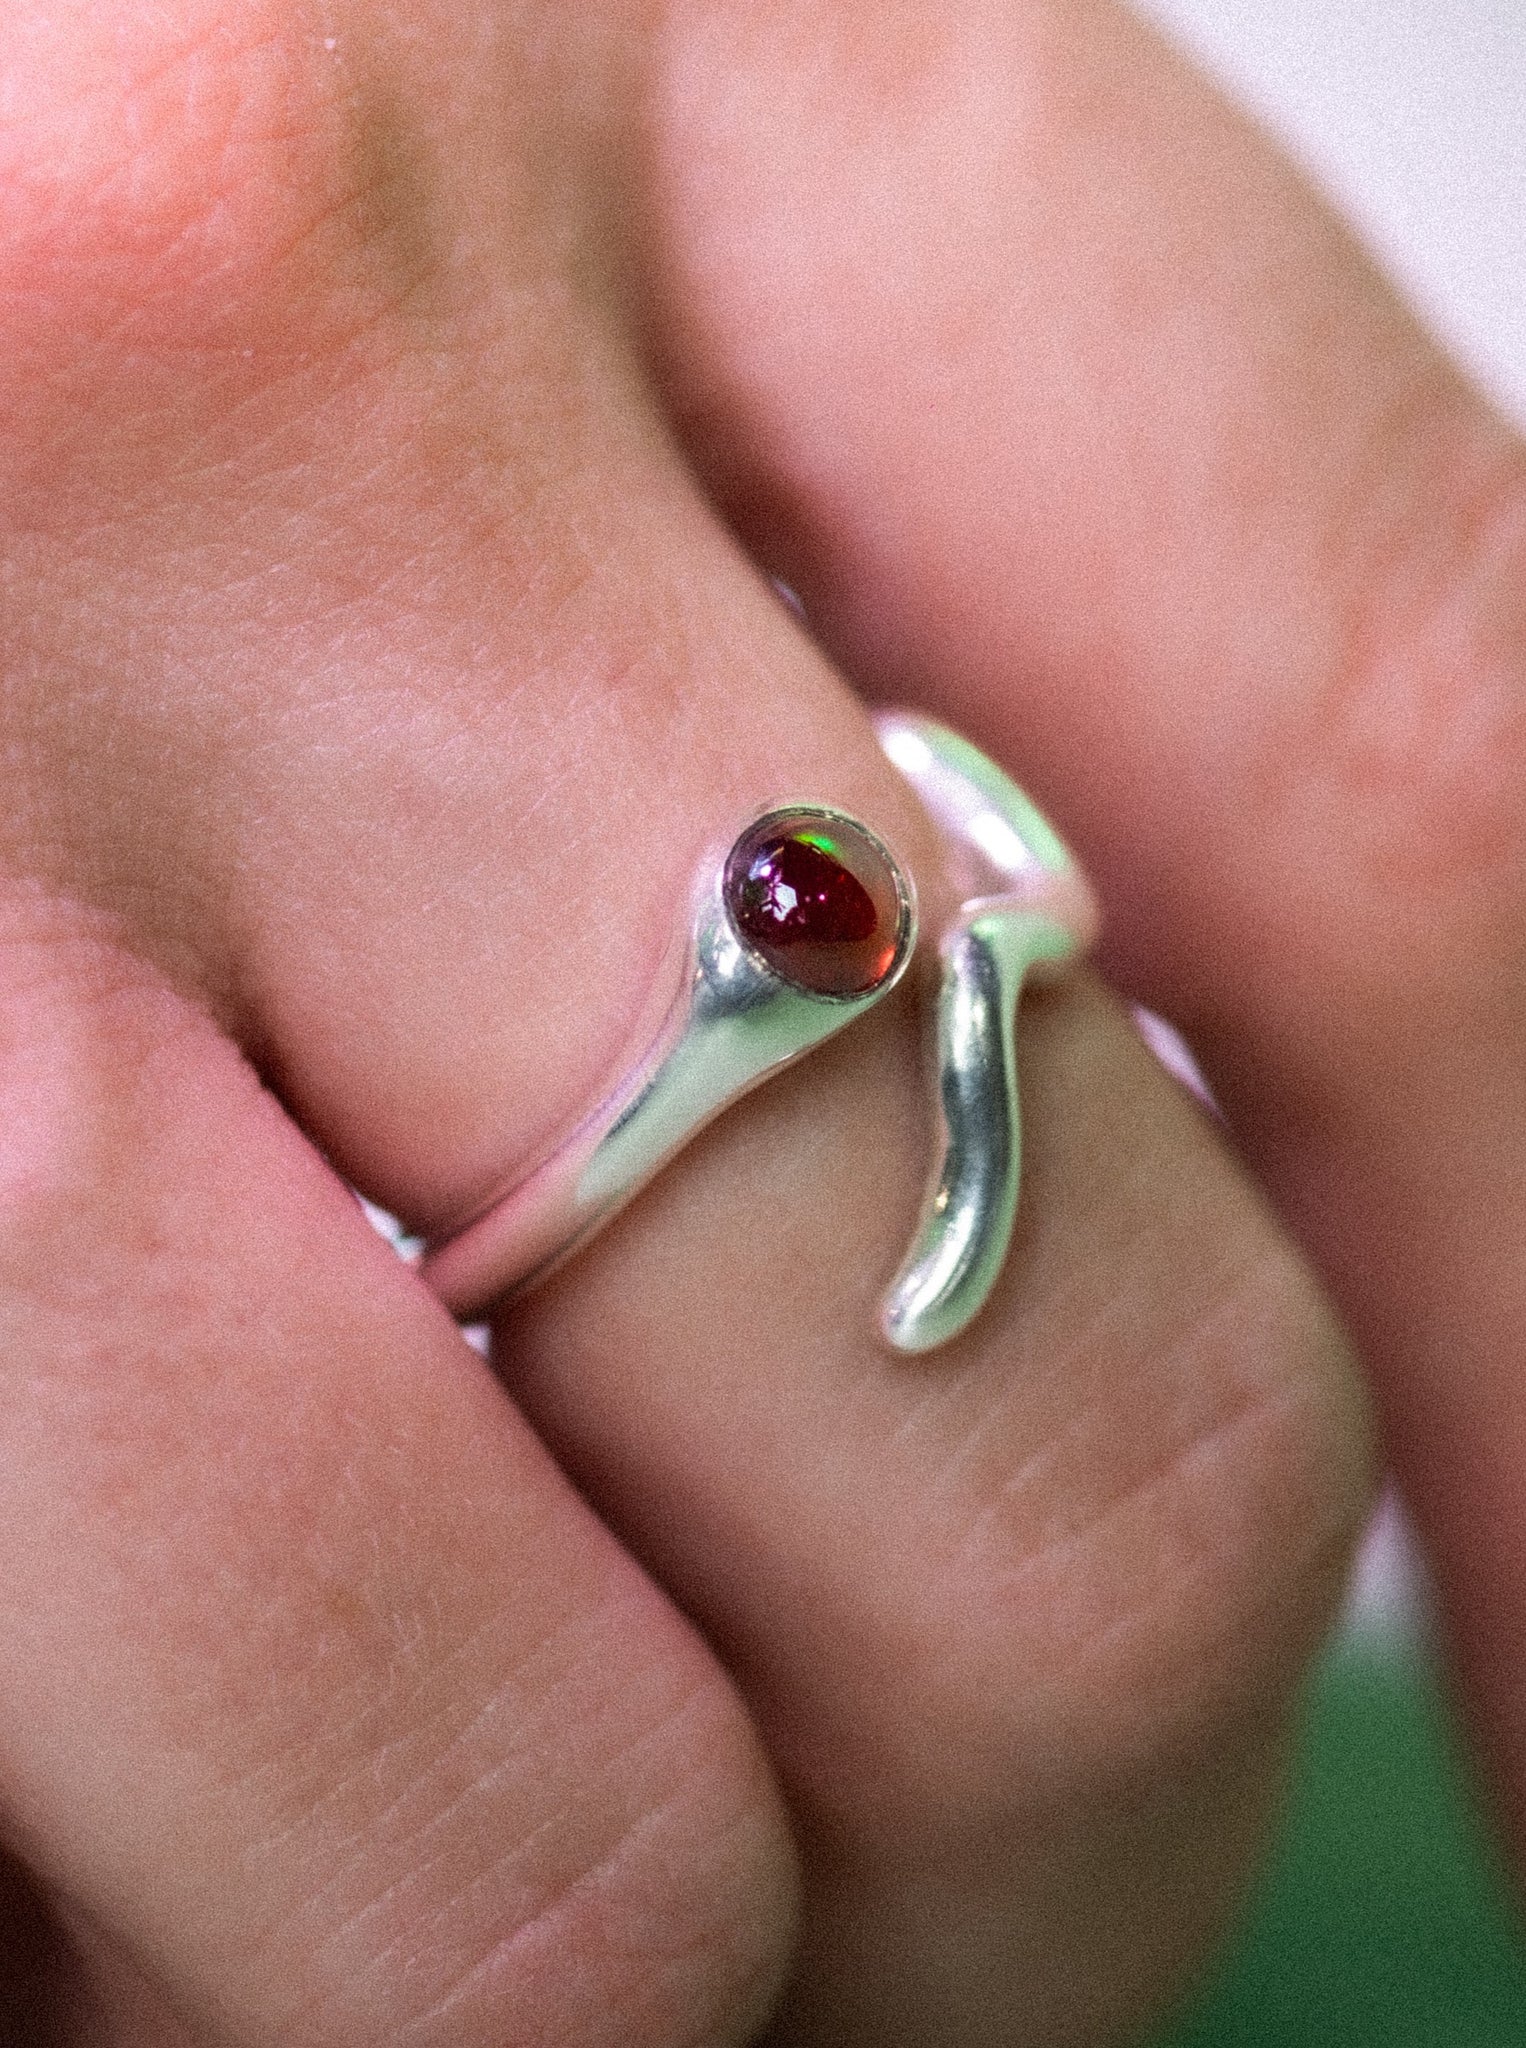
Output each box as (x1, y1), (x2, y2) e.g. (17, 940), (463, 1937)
(498, 970), (1371, 2045)
(0, 0), (945, 1237)
(0, 903), (791, 2047)
(643, 0), (1526, 1842)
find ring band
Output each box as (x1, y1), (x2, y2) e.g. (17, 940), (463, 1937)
(420, 715), (1096, 1353)
(421, 803), (918, 1316)
(873, 715), (1098, 1350)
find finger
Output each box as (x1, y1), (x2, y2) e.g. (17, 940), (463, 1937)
(0, 0), (942, 1234)
(644, 0), (1526, 1838)
(498, 972), (1371, 2045)
(0, 905), (791, 2048)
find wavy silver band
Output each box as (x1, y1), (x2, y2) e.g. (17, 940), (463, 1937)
(873, 715), (1098, 1351)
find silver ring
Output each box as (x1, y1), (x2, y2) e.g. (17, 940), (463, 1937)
(420, 715), (1096, 1354)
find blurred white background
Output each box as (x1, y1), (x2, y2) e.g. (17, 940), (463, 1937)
(1136, 0), (1526, 423)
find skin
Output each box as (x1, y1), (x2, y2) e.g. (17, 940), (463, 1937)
(0, 0), (1517, 2039)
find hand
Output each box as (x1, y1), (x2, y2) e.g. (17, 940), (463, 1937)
(0, 1), (1450, 2041)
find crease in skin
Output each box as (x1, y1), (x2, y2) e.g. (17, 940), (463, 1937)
(876, 713), (1098, 1354)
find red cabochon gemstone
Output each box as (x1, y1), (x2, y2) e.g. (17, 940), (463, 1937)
(723, 811), (905, 996)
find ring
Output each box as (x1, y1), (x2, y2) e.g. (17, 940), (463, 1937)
(420, 715), (1096, 1353)
(420, 803), (919, 1314)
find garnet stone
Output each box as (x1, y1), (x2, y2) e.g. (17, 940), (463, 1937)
(723, 808), (907, 997)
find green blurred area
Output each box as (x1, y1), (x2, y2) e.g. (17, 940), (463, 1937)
(1153, 1639), (1526, 2048)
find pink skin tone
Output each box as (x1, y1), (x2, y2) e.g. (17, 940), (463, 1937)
(0, 0), (1517, 2043)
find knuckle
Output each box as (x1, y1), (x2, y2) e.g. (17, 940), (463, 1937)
(0, 0), (436, 499)
(913, 1226), (1374, 1811)
(2, 2), (361, 316)
(284, 1639), (795, 2048)
(1050, 1251), (1370, 1772)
